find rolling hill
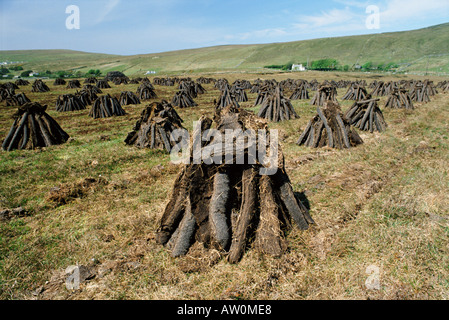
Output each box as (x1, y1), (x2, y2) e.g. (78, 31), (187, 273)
(1, 22), (448, 76)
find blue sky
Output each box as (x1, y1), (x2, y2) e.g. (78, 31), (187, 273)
(1, 0), (448, 55)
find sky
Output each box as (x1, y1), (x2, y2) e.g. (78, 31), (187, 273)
(1, 0), (448, 56)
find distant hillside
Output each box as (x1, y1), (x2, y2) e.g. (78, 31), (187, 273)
(1, 23), (448, 76)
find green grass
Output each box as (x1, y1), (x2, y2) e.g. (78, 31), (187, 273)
(1, 23), (449, 76)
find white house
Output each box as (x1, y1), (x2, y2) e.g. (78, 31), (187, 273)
(291, 64), (306, 71)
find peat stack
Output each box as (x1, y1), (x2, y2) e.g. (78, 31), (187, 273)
(297, 101), (363, 149)
(289, 83), (309, 100)
(82, 84), (102, 95)
(15, 79), (30, 86)
(84, 77), (97, 84)
(250, 84), (260, 94)
(216, 85), (240, 109)
(89, 94), (126, 119)
(196, 76), (215, 84)
(119, 91), (141, 106)
(214, 78), (230, 91)
(179, 81), (197, 98)
(96, 80), (111, 89)
(104, 71), (127, 81)
(153, 77), (175, 86)
(232, 79), (252, 90)
(344, 98), (387, 133)
(0, 87), (14, 103)
(310, 85), (337, 106)
(53, 78), (66, 86)
(444, 82), (449, 93)
(385, 88), (414, 109)
(2, 82), (18, 90)
(55, 94), (86, 112)
(370, 81), (398, 97)
(31, 79), (50, 92)
(124, 100), (184, 151)
(112, 77), (129, 85)
(5, 93), (31, 107)
(257, 86), (298, 122)
(141, 78), (154, 87)
(254, 83), (276, 106)
(230, 85), (248, 102)
(155, 106), (315, 263)
(171, 90), (197, 108)
(409, 84), (431, 103)
(342, 84), (369, 101)
(2, 102), (69, 151)
(76, 85), (101, 105)
(195, 83), (206, 95)
(137, 83), (158, 100)
(66, 80), (81, 89)
(75, 90), (96, 106)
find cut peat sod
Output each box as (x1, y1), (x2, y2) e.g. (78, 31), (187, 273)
(155, 106), (314, 264)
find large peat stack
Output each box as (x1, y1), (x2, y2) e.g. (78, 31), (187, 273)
(31, 79), (50, 92)
(53, 78), (66, 86)
(310, 85), (337, 106)
(289, 83), (309, 100)
(137, 83), (158, 100)
(155, 106), (315, 263)
(216, 85), (240, 109)
(257, 86), (298, 122)
(96, 80), (111, 89)
(55, 94), (86, 112)
(119, 91), (141, 106)
(385, 88), (414, 109)
(344, 98), (387, 133)
(2, 102), (69, 151)
(230, 84), (248, 102)
(4, 93), (31, 107)
(171, 90), (197, 108)
(15, 79), (30, 86)
(89, 94), (126, 119)
(124, 100), (184, 151)
(297, 101), (363, 149)
(66, 80), (81, 89)
(342, 84), (369, 101)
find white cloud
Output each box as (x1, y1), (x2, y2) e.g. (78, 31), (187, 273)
(95, 0), (121, 24)
(294, 7), (359, 29)
(379, 0), (449, 26)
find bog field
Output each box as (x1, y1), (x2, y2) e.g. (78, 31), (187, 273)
(0, 71), (448, 300)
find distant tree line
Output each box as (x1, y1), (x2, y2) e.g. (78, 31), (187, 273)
(264, 58), (399, 73)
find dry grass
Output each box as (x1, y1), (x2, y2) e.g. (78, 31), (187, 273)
(0, 71), (448, 300)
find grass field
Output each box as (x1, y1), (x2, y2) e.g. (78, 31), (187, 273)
(1, 23), (449, 76)
(0, 71), (448, 300)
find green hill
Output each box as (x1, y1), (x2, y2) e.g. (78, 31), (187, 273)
(1, 23), (448, 76)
